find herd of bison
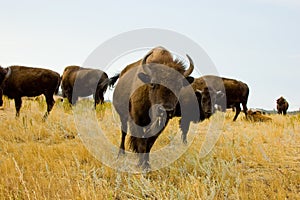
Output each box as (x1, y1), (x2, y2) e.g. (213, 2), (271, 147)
(0, 47), (290, 169)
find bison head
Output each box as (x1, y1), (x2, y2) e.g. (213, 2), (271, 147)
(196, 87), (224, 118)
(0, 66), (9, 84)
(145, 46), (173, 64)
(138, 52), (195, 122)
(277, 96), (286, 105)
(0, 66), (11, 106)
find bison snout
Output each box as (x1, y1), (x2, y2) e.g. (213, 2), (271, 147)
(156, 105), (174, 118)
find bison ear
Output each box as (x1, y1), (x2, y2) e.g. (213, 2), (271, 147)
(138, 72), (151, 84)
(183, 76), (194, 87)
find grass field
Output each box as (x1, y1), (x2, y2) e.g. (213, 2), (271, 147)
(0, 97), (299, 199)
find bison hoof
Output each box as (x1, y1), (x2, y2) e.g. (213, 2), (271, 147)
(138, 162), (151, 172)
(117, 149), (126, 158)
(181, 135), (188, 144)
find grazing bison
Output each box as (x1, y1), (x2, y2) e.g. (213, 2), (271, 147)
(175, 86), (224, 143)
(0, 65), (61, 119)
(111, 47), (196, 169)
(192, 75), (249, 121)
(61, 66), (109, 108)
(276, 96), (289, 115)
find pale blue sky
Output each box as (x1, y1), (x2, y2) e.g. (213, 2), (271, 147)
(0, 0), (299, 110)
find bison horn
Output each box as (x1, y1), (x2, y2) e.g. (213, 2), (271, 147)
(196, 89), (203, 94)
(142, 51), (153, 65)
(183, 54), (194, 77)
(142, 51), (153, 75)
(5, 67), (11, 78)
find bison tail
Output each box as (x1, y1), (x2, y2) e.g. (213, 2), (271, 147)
(98, 77), (110, 95)
(108, 74), (120, 88)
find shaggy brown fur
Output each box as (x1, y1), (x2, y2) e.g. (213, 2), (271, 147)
(174, 86), (224, 143)
(0, 66), (60, 119)
(61, 66), (109, 108)
(111, 47), (195, 169)
(277, 96), (289, 115)
(192, 75), (249, 121)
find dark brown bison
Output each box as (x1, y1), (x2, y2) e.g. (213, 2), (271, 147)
(0, 65), (61, 119)
(111, 47), (196, 169)
(175, 86), (224, 143)
(61, 66), (109, 108)
(276, 96), (289, 115)
(192, 75), (249, 121)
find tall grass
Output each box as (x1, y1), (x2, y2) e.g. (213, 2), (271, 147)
(0, 97), (299, 199)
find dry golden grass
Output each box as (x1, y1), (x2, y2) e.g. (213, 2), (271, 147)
(0, 97), (299, 199)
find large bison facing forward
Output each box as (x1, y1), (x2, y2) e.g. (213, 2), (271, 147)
(111, 47), (196, 169)
(0, 66), (61, 119)
(61, 66), (109, 108)
(277, 96), (289, 115)
(192, 75), (249, 121)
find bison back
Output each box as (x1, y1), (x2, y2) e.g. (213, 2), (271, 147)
(3, 66), (60, 98)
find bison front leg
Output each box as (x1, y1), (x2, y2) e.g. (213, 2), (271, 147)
(14, 97), (22, 117)
(43, 95), (55, 120)
(0, 89), (3, 107)
(142, 135), (160, 170)
(65, 89), (76, 105)
(242, 102), (248, 119)
(283, 109), (287, 115)
(142, 126), (167, 170)
(233, 103), (241, 121)
(179, 118), (190, 144)
(118, 117), (128, 157)
(136, 138), (148, 169)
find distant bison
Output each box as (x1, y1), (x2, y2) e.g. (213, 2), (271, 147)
(247, 109), (272, 122)
(276, 96), (289, 115)
(0, 65), (61, 119)
(61, 66), (109, 108)
(192, 75), (249, 121)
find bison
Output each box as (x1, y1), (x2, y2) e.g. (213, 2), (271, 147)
(61, 66), (109, 108)
(276, 96), (289, 115)
(175, 86), (224, 144)
(192, 75), (249, 121)
(0, 65), (61, 119)
(111, 47), (196, 169)
(247, 109), (272, 122)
